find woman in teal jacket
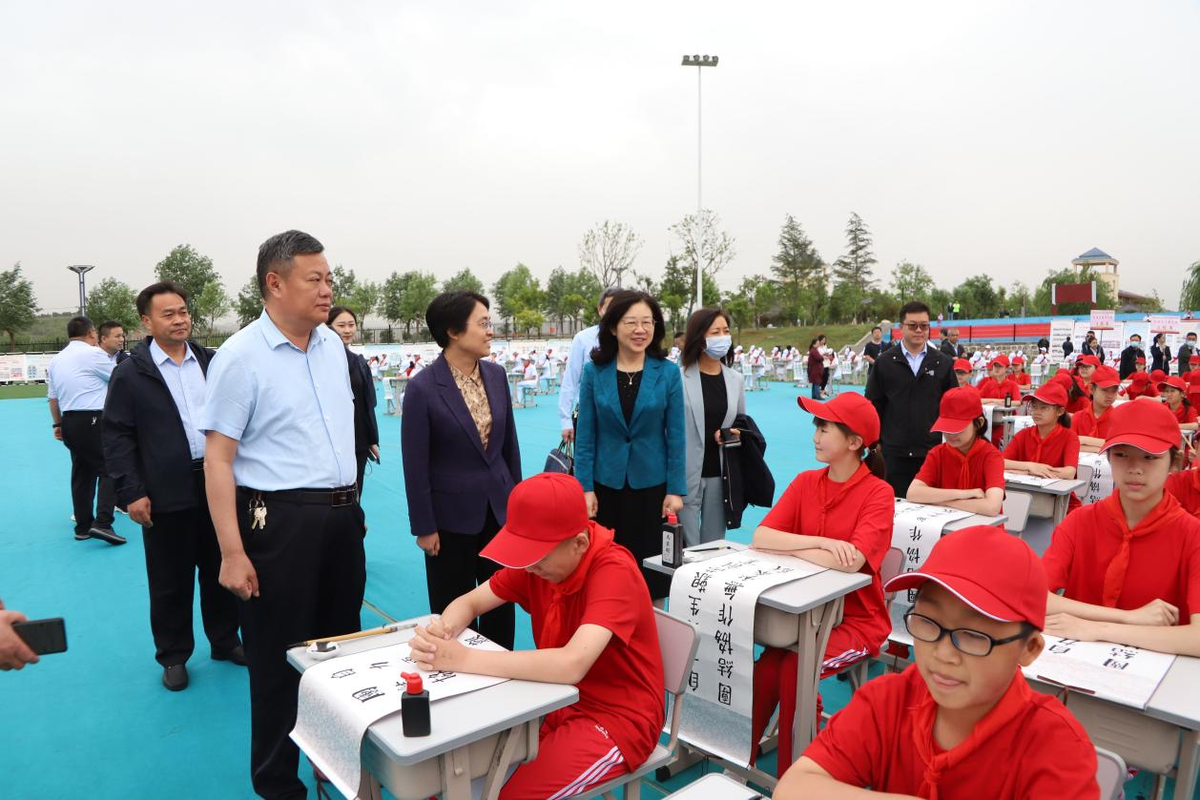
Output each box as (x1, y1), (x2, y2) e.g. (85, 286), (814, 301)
(575, 290), (686, 598)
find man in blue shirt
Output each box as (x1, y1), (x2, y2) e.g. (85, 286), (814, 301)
(46, 316), (124, 544)
(102, 281), (242, 693)
(558, 286), (619, 442)
(202, 231), (365, 800)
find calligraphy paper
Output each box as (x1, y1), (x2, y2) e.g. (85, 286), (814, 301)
(1077, 452), (1114, 505)
(891, 501), (973, 607)
(669, 550), (822, 765)
(1025, 636), (1175, 710)
(1004, 472), (1059, 488)
(291, 629), (508, 800)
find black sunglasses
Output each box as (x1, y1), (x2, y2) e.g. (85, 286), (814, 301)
(904, 611), (1032, 657)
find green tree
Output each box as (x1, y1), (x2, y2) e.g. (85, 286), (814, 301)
(86, 277), (140, 332)
(738, 275), (777, 329)
(670, 209), (736, 315)
(397, 271), (439, 337)
(0, 263), (38, 350)
(155, 244), (220, 319)
(890, 261), (934, 304)
(492, 264), (540, 331)
(331, 264), (358, 301)
(442, 267), (485, 295)
(195, 281), (230, 335)
(1180, 260), (1200, 313)
(578, 220), (642, 288)
(514, 308), (545, 338)
(659, 255), (718, 322)
(952, 275), (1002, 318)
(1007, 281), (1032, 317)
(543, 267), (574, 335)
(347, 282), (380, 323)
(725, 296), (753, 336)
(234, 277), (263, 327)
(831, 212), (878, 323)
(1029, 267), (1118, 316)
(381, 271), (407, 326)
(771, 215), (826, 325)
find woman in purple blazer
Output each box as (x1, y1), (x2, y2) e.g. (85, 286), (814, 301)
(401, 291), (521, 648)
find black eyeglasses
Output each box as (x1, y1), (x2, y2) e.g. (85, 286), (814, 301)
(904, 611), (1031, 657)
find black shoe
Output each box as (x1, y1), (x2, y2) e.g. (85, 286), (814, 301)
(88, 527), (127, 546)
(162, 664), (189, 691)
(75, 531), (91, 541)
(212, 645), (247, 666)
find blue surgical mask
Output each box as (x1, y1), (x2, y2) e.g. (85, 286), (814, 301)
(705, 335), (733, 360)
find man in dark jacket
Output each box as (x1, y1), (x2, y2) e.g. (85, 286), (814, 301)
(102, 281), (242, 692)
(1178, 331), (1198, 376)
(1117, 334), (1142, 379)
(938, 328), (966, 359)
(866, 301), (958, 497)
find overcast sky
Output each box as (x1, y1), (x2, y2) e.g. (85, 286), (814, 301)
(4, 1), (1198, 315)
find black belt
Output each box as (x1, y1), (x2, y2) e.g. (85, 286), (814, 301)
(237, 485), (358, 507)
(62, 409), (103, 415)
(191, 459), (205, 472)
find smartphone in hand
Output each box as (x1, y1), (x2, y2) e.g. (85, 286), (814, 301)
(13, 618), (67, 655)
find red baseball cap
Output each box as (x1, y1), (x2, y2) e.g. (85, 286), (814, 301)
(480, 473), (589, 568)
(1011, 355), (1025, 365)
(931, 386), (984, 434)
(1100, 401), (1183, 456)
(989, 354), (1010, 369)
(798, 392), (881, 447)
(953, 358), (971, 373)
(1135, 356), (1147, 364)
(885, 526), (1048, 629)
(1078, 355), (1102, 367)
(1091, 366), (1121, 389)
(1031, 381), (1069, 407)
(1159, 376), (1187, 393)
(1151, 369), (1168, 383)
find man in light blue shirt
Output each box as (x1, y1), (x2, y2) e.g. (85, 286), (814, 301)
(46, 316), (122, 544)
(201, 230), (366, 800)
(102, 281), (241, 692)
(558, 286), (619, 441)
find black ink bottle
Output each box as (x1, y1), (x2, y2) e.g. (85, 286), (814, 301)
(400, 672), (430, 736)
(663, 512), (684, 569)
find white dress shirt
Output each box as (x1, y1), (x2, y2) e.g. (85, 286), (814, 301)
(150, 340), (207, 459)
(558, 323), (601, 429)
(47, 340), (114, 411)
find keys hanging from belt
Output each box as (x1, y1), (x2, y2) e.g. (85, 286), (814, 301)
(249, 495), (267, 530)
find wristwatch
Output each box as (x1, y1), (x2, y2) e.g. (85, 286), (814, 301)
(52, 423), (62, 428)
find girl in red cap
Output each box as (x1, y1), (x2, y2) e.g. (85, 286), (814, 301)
(1003, 381), (1082, 512)
(953, 358), (972, 389)
(1011, 354), (1032, 387)
(1124, 371), (1158, 400)
(1074, 365), (1121, 452)
(1160, 376), (1199, 429)
(976, 355), (1020, 406)
(1065, 355), (1099, 414)
(907, 387), (1005, 516)
(1042, 401), (1200, 657)
(746, 392), (893, 777)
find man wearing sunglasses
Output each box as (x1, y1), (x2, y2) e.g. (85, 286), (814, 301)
(777, 526), (1098, 798)
(865, 301), (958, 497)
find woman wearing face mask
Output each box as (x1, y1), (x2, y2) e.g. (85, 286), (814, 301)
(679, 308), (746, 546)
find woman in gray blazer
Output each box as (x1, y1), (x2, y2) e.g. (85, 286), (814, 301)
(679, 307), (746, 546)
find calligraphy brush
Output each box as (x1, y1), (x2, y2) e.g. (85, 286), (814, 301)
(287, 621), (417, 650)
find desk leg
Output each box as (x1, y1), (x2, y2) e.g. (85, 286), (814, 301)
(1052, 493), (1069, 527)
(790, 598), (844, 765)
(1176, 729), (1200, 800)
(440, 745), (473, 800)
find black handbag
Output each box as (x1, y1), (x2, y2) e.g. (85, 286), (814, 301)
(544, 439), (574, 475)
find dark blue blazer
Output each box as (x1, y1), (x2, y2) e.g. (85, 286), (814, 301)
(401, 354), (521, 537)
(574, 356), (686, 496)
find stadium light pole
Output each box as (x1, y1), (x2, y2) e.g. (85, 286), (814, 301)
(67, 265), (94, 316)
(681, 53), (718, 310)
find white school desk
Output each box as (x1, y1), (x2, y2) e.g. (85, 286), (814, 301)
(887, 608), (1200, 799)
(664, 772), (765, 798)
(645, 542), (869, 788)
(287, 627), (578, 800)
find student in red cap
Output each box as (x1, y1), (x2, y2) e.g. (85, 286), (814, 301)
(1151, 368), (1169, 385)
(976, 354), (1020, 405)
(953, 358), (973, 389)
(1166, 458), (1200, 518)
(1187, 354), (1200, 382)
(1160, 376), (1200, 429)
(1124, 371), (1158, 400)
(1189, 373), (1200, 409)
(1066, 355), (1100, 414)
(1042, 402), (1200, 656)
(1011, 354), (1032, 387)
(907, 387), (1005, 515)
(777, 527), (1098, 798)
(1074, 365), (1121, 452)
(747, 393), (893, 776)
(1133, 355), (1148, 374)
(408, 472), (665, 799)
(1003, 381), (1082, 511)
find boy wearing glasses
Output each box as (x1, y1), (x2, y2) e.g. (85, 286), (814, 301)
(777, 526), (1098, 798)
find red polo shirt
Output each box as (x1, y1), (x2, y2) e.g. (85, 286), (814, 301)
(1169, 402), (1199, 424)
(1043, 496), (1200, 615)
(760, 465), (894, 649)
(977, 377), (1021, 403)
(1167, 469), (1200, 517)
(1071, 404), (1114, 439)
(489, 544), (665, 766)
(804, 663), (1098, 798)
(1003, 424), (1081, 470)
(914, 439), (1005, 492)
(1014, 371), (1032, 386)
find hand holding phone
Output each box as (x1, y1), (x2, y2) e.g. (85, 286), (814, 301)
(12, 617), (67, 657)
(0, 606), (47, 670)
